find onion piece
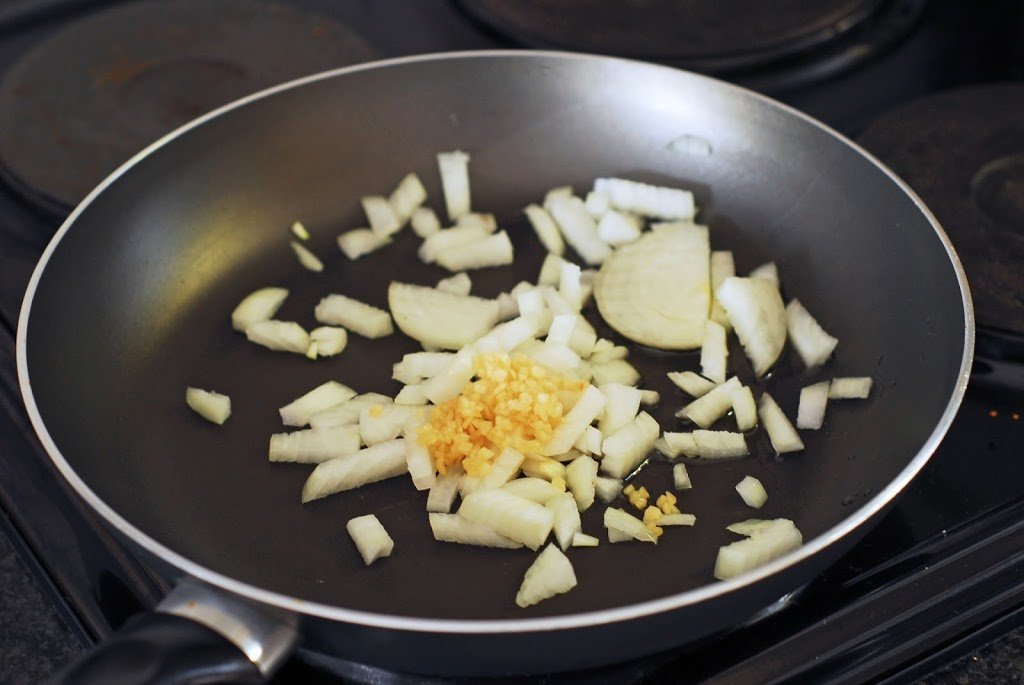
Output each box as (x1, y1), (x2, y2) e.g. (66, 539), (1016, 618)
(360, 403), (412, 446)
(269, 425), (360, 463)
(700, 320), (728, 384)
(524, 204), (565, 256)
(419, 225), (492, 264)
(593, 178), (696, 220)
(436, 231), (515, 272)
(314, 294), (393, 339)
(558, 262), (584, 312)
(394, 383), (428, 406)
(538, 253), (568, 286)
(337, 228), (390, 260)
(410, 206), (441, 238)
(758, 392), (805, 454)
(307, 392), (392, 430)
(480, 448), (526, 490)
(502, 477), (564, 504)
(663, 430), (747, 459)
(676, 377), (741, 427)
(437, 150), (471, 221)
(456, 212), (497, 231)
(573, 425), (603, 456)
(542, 385), (606, 456)
(736, 476), (767, 508)
(516, 543), (578, 608)
(185, 387), (231, 425)
(572, 532), (600, 547)
(590, 359), (640, 386)
(709, 250), (735, 329)
(829, 377), (873, 399)
(361, 196), (401, 238)
(301, 439), (408, 502)
(436, 272), (472, 296)
(786, 299), (839, 369)
(659, 513), (696, 526)
(474, 316), (541, 355)
(598, 383), (642, 436)
(290, 240), (323, 272)
(749, 261), (780, 289)
(496, 292), (519, 321)
(426, 467), (462, 513)
(546, 195), (611, 265)
(308, 327), (347, 358)
(604, 507), (656, 544)
(730, 384), (758, 432)
(392, 351), (456, 384)
(231, 287), (288, 332)
(639, 389), (660, 405)
(797, 381), (830, 430)
(389, 284), (503, 351)
(388, 172), (427, 226)
(596, 210), (642, 246)
(346, 515), (394, 566)
(716, 276), (786, 377)
(547, 492), (583, 550)
(521, 455), (566, 483)
(291, 221), (310, 241)
(245, 320), (309, 354)
(420, 349), (475, 404)
(673, 463), (692, 490)
(565, 454), (599, 512)
(594, 476), (623, 504)
(428, 513), (522, 549)
(403, 428), (435, 490)
(726, 519), (771, 536)
(713, 519), (802, 580)
(459, 489), (554, 550)
(667, 371), (717, 398)
(279, 381), (356, 427)
(600, 411), (659, 478)
(584, 190), (611, 217)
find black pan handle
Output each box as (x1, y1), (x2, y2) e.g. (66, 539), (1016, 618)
(47, 580), (299, 685)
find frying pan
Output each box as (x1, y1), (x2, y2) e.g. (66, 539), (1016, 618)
(17, 52), (972, 682)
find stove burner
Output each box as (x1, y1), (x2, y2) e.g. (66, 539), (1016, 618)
(858, 84), (1024, 340)
(0, 0), (376, 214)
(458, 0), (885, 69)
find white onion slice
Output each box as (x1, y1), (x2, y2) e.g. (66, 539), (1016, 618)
(361, 196), (401, 237)
(716, 276), (786, 377)
(667, 371), (717, 398)
(245, 320), (309, 354)
(786, 299), (839, 369)
(714, 519), (802, 580)
(596, 210), (642, 246)
(426, 468), (462, 513)
(730, 384), (758, 432)
(736, 476), (767, 508)
(547, 492), (583, 550)
(700, 320), (728, 384)
(558, 261), (584, 312)
(436, 272), (472, 296)
(584, 190), (611, 217)
(565, 454), (599, 511)
(590, 360), (640, 386)
(418, 225), (492, 264)
(279, 381), (356, 427)
(749, 261), (780, 289)
(403, 428), (435, 490)
(290, 240), (323, 272)
(308, 326), (347, 358)
(542, 385), (606, 456)
(829, 377), (873, 399)
(538, 253), (568, 286)
(673, 463), (692, 490)
(436, 231), (514, 272)
(709, 250), (735, 329)
(314, 294), (393, 339)
(659, 513), (696, 526)
(359, 403), (412, 446)
(516, 543), (577, 608)
(604, 507), (656, 543)
(458, 489), (554, 550)
(185, 387), (231, 425)
(663, 430), (747, 459)
(269, 425), (360, 463)
(524, 204), (565, 256)
(346, 514), (394, 566)
(726, 519), (771, 536)
(676, 377), (741, 427)
(546, 195), (611, 265)
(301, 439), (408, 502)
(571, 532), (600, 547)
(429, 513), (522, 549)
(388, 172), (427, 225)
(307, 393), (392, 430)
(758, 392), (805, 454)
(593, 178), (695, 220)
(598, 383), (642, 436)
(410, 206), (441, 238)
(337, 228), (390, 260)
(291, 221), (310, 241)
(392, 351), (456, 384)
(639, 389), (660, 405)
(600, 411), (659, 478)
(797, 381), (830, 430)
(437, 150), (471, 221)
(231, 287), (288, 332)
(502, 477), (564, 504)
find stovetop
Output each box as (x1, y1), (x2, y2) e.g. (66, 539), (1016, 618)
(0, 1), (1023, 683)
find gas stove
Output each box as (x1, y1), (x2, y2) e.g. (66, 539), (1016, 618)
(0, 1), (1022, 683)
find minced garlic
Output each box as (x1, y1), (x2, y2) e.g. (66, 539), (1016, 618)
(418, 353), (583, 477)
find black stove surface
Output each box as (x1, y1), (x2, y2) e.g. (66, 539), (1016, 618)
(0, 1), (1023, 683)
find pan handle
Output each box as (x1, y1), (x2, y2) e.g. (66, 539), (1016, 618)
(47, 579), (299, 685)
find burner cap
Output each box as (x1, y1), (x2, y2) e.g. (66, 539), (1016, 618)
(0, 0), (375, 213)
(858, 84), (1024, 339)
(459, 0), (884, 69)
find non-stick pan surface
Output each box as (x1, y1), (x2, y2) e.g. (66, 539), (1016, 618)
(18, 52), (971, 670)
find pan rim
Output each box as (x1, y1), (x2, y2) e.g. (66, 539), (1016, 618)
(16, 49), (974, 635)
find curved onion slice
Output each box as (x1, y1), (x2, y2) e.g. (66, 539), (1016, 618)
(716, 276), (786, 377)
(388, 282), (500, 350)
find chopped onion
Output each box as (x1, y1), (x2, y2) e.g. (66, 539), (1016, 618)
(360, 403), (412, 446)
(709, 250), (735, 329)
(786, 299), (839, 369)
(565, 454), (599, 511)
(713, 519), (802, 580)
(543, 185), (574, 208)
(346, 514), (394, 566)
(308, 326), (347, 358)
(291, 221), (310, 241)
(502, 477), (564, 504)
(314, 294), (394, 339)
(676, 377), (741, 428)
(667, 371), (716, 398)
(403, 428), (435, 490)
(279, 381), (356, 427)
(673, 463), (692, 490)
(456, 212), (497, 231)
(410, 206), (441, 238)
(496, 292), (519, 321)
(546, 195), (610, 265)
(185, 387), (231, 425)
(459, 488), (554, 550)
(426, 467), (462, 513)
(659, 513), (696, 526)
(307, 392), (392, 430)
(245, 320), (309, 354)
(301, 439), (408, 502)
(436, 272), (472, 296)
(598, 383), (642, 436)
(728, 385), (757, 432)
(797, 381), (830, 430)
(600, 411), (659, 478)
(829, 377), (873, 399)
(573, 425), (603, 456)
(571, 532), (600, 547)
(474, 315), (541, 355)
(437, 150), (471, 221)
(429, 513), (522, 549)
(516, 543), (577, 608)
(547, 492), (583, 550)
(392, 351), (456, 384)
(663, 430), (747, 459)
(337, 228), (390, 260)
(594, 476), (623, 504)
(521, 455), (566, 483)
(639, 389), (660, 405)
(436, 231), (514, 272)
(584, 190), (611, 217)
(420, 349), (475, 404)
(394, 383), (428, 406)
(735, 475), (767, 508)
(593, 178), (695, 220)
(290, 240), (323, 272)
(524, 204), (565, 256)
(596, 210), (642, 246)
(604, 507), (656, 543)
(418, 224), (492, 264)
(542, 385), (606, 456)
(538, 253), (568, 286)
(716, 276), (786, 377)
(558, 261), (584, 312)
(269, 425), (360, 463)
(231, 287), (288, 332)
(590, 359), (640, 386)
(361, 195), (401, 237)
(726, 519), (771, 536)
(388, 172), (427, 225)
(546, 314), (577, 347)
(479, 448), (526, 490)
(700, 320), (728, 384)
(749, 261), (780, 289)
(758, 392), (805, 454)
